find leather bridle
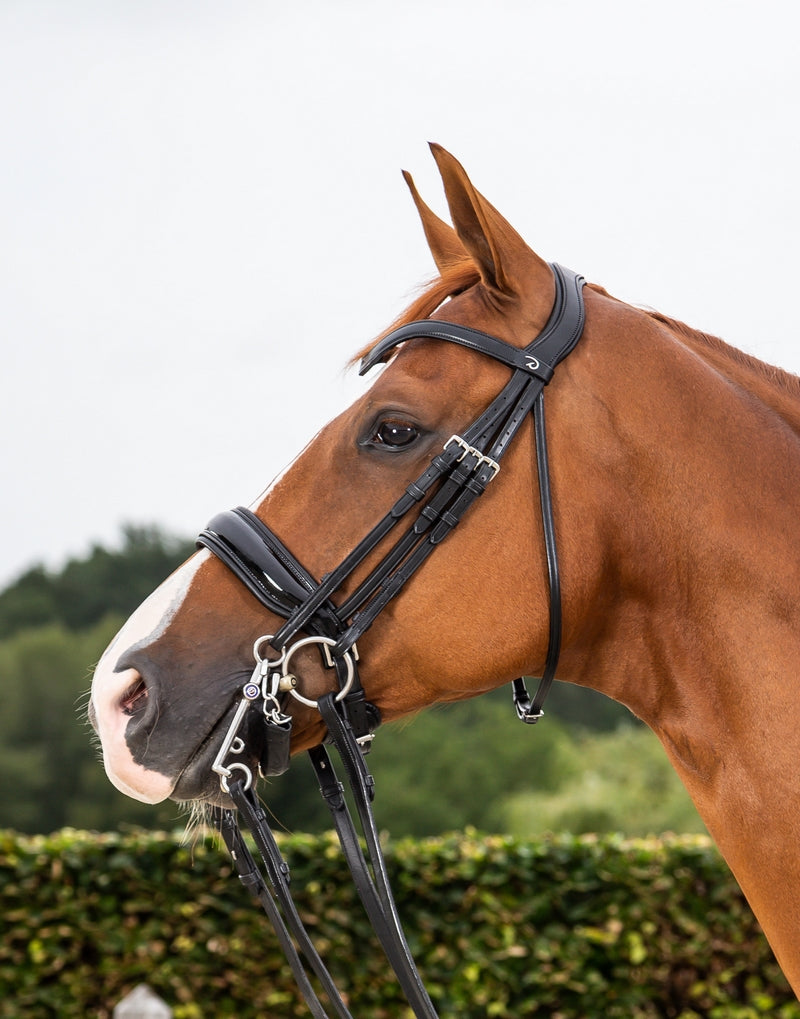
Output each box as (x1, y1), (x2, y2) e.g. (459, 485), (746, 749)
(197, 263), (586, 1017)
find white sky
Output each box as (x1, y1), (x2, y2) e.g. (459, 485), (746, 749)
(1, 0), (798, 586)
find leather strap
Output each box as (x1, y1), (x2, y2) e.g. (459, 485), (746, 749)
(360, 262), (585, 382)
(313, 694), (438, 1017)
(219, 707), (438, 1018)
(362, 319), (556, 382)
(217, 790), (354, 1019)
(512, 392), (561, 722)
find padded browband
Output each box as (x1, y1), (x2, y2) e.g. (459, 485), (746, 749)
(360, 263), (585, 382)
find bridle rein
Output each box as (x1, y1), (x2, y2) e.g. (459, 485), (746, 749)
(196, 264), (586, 1017)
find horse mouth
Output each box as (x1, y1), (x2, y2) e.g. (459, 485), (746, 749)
(171, 701), (267, 805)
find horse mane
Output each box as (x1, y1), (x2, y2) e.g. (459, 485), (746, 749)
(645, 308), (800, 400)
(351, 258), (480, 365)
(352, 267), (800, 405)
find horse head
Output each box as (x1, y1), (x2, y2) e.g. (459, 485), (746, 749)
(89, 144), (605, 804)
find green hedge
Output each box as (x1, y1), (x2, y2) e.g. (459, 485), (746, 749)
(1, 828), (797, 1018)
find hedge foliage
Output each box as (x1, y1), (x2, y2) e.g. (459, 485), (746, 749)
(1, 828), (797, 1019)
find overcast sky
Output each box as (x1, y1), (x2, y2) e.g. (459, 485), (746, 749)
(1, 0), (798, 587)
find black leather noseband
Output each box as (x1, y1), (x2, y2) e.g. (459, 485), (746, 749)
(196, 263), (586, 1018)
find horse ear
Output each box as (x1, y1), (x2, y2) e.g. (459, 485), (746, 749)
(429, 143), (550, 299)
(402, 169), (468, 273)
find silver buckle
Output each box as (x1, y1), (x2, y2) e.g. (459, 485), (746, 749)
(444, 435), (500, 479)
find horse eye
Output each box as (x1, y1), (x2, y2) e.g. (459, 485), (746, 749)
(373, 420), (419, 450)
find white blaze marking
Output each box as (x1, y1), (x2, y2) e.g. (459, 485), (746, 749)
(90, 551), (209, 803)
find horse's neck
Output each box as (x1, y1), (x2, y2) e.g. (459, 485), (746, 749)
(559, 297), (800, 990)
(666, 313), (800, 437)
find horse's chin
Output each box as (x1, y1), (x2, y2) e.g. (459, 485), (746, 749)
(171, 758), (250, 806)
(169, 707), (267, 805)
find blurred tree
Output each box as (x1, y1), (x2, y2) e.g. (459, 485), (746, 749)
(0, 525), (195, 637)
(370, 690), (580, 836)
(546, 679), (637, 731)
(257, 688), (581, 838)
(0, 619), (182, 833)
(0, 565), (57, 636)
(259, 684), (641, 838)
(499, 724), (706, 838)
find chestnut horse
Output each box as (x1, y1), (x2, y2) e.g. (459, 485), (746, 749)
(90, 145), (800, 996)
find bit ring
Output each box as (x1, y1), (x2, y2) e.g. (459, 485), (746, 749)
(281, 635), (355, 709)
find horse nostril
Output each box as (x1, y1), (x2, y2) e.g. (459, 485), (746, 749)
(120, 672), (149, 716)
